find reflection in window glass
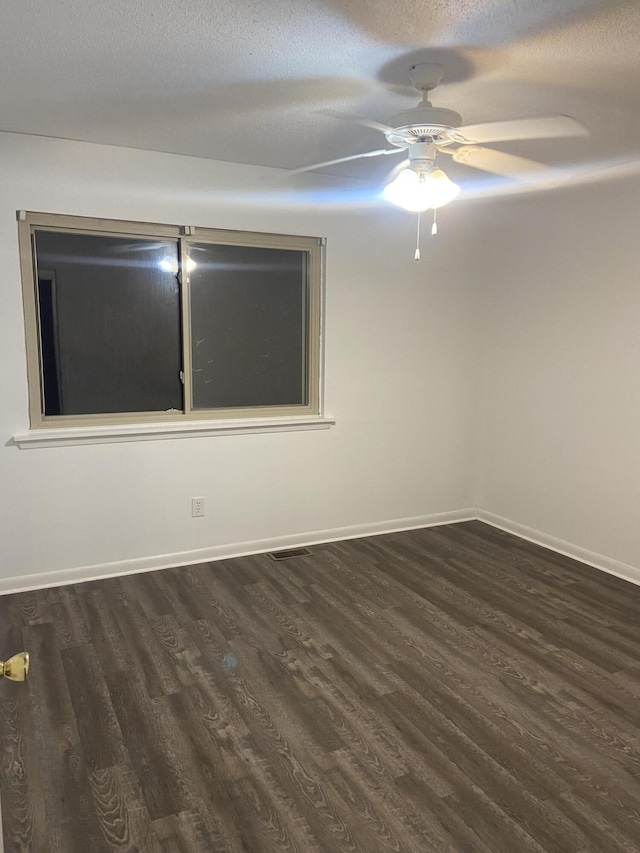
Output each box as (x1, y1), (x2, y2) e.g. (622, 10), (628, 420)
(34, 231), (182, 415)
(189, 243), (308, 410)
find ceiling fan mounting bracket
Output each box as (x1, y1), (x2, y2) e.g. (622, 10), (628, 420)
(409, 63), (445, 93)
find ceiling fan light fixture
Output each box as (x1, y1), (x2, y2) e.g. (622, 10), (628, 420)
(383, 165), (460, 212)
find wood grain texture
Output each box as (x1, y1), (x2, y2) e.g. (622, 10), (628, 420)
(2, 521), (640, 851)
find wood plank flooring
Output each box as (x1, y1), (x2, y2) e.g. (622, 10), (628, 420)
(1, 521), (640, 851)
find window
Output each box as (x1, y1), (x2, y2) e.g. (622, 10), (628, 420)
(18, 212), (324, 432)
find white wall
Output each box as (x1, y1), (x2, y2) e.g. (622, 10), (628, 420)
(476, 178), (640, 571)
(0, 132), (480, 588)
(2, 132), (638, 590)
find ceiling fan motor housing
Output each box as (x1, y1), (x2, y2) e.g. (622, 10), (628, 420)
(385, 106), (463, 147)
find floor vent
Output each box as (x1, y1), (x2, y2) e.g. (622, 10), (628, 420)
(269, 547), (312, 561)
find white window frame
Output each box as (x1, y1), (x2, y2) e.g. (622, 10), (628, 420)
(16, 211), (331, 446)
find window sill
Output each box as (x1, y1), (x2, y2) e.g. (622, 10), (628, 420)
(13, 416), (336, 448)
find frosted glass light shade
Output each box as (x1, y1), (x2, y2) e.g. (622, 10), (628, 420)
(383, 167), (460, 212)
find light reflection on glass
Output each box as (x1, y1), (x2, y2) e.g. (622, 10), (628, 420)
(158, 257), (197, 274)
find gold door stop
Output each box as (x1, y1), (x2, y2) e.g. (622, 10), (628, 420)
(0, 652), (29, 681)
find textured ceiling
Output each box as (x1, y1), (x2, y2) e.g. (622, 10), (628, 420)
(2, 0), (640, 196)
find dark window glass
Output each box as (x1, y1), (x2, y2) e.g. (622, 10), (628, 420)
(189, 243), (308, 410)
(34, 231), (183, 415)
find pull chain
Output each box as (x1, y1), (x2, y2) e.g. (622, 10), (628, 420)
(432, 208), (438, 236)
(415, 210), (421, 261)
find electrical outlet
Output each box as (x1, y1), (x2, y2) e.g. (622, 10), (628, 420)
(191, 497), (205, 518)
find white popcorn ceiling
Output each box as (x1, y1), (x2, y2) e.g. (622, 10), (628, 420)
(1, 0), (640, 186)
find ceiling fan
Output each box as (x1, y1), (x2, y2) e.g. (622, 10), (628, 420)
(292, 63), (589, 215)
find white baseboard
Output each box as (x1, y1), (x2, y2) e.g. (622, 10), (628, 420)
(477, 509), (640, 588)
(3, 507), (638, 595)
(0, 508), (476, 595)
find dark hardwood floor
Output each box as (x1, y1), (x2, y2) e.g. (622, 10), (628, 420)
(2, 521), (640, 852)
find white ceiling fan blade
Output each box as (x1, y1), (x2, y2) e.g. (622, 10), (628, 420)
(318, 109), (397, 136)
(451, 145), (551, 179)
(445, 115), (588, 146)
(287, 147), (403, 177)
